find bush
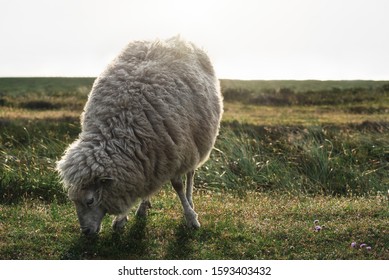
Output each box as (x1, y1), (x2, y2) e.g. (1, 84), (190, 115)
(20, 100), (61, 110)
(222, 87), (253, 102)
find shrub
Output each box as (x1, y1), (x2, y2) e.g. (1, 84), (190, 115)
(20, 100), (61, 110)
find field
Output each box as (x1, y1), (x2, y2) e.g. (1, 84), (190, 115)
(0, 78), (388, 259)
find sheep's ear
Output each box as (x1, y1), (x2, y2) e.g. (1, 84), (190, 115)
(98, 177), (113, 187)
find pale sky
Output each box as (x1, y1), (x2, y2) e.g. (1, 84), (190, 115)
(1, 0), (389, 80)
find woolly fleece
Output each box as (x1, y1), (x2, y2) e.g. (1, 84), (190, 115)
(57, 36), (223, 216)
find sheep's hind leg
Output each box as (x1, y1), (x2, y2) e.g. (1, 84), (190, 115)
(112, 214), (128, 232)
(186, 171), (195, 209)
(135, 198), (152, 218)
(171, 176), (200, 229)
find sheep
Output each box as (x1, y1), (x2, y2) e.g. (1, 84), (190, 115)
(56, 36), (223, 235)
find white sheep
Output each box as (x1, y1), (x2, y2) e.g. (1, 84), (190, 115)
(56, 36), (223, 234)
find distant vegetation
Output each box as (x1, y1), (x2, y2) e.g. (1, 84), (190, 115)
(221, 79), (389, 107)
(1, 77), (389, 109)
(0, 77), (94, 97)
(0, 77), (93, 111)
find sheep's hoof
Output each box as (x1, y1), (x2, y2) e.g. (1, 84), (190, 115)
(112, 216), (128, 232)
(186, 219), (201, 229)
(185, 211), (200, 229)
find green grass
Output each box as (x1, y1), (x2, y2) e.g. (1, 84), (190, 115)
(0, 192), (387, 259)
(0, 78), (388, 259)
(199, 122), (389, 196)
(0, 77), (94, 98)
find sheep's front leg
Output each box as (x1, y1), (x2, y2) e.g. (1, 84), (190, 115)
(112, 214), (128, 232)
(135, 198), (152, 218)
(171, 176), (200, 229)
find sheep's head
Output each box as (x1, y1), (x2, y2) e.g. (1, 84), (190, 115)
(56, 139), (116, 235)
(57, 139), (141, 235)
(68, 177), (113, 235)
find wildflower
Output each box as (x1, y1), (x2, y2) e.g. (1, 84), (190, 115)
(366, 246), (372, 251)
(360, 243), (367, 248)
(351, 242), (357, 248)
(314, 220), (319, 224)
(314, 225), (322, 232)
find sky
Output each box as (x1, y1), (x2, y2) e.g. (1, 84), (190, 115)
(1, 0), (389, 80)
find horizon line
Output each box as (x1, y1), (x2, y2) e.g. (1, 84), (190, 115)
(0, 76), (388, 82)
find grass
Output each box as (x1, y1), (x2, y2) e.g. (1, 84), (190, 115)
(0, 78), (388, 259)
(199, 122), (389, 196)
(0, 192), (387, 259)
(222, 102), (389, 126)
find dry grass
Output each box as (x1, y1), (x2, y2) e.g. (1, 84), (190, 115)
(2, 103), (388, 126)
(223, 102), (389, 126)
(0, 108), (80, 120)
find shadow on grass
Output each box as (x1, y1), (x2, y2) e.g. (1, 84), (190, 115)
(60, 216), (149, 260)
(60, 217), (220, 260)
(164, 224), (198, 259)
(164, 222), (222, 260)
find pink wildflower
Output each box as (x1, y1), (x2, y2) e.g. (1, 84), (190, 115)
(314, 225), (322, 232)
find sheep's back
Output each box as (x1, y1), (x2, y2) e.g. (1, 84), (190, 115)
(81, 37), (222, 187)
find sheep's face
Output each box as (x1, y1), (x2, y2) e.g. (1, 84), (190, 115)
(69, 178), (112, 235)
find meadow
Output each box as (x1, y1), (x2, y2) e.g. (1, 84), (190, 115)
(0, 78), (388, 259)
